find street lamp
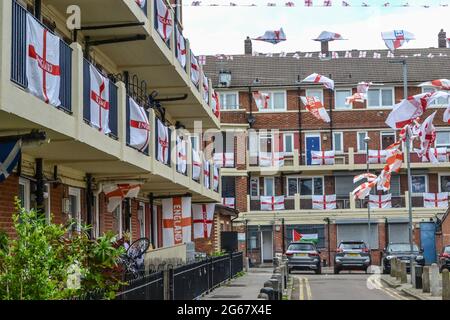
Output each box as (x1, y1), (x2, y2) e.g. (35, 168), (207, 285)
(365, 135), (371, 250)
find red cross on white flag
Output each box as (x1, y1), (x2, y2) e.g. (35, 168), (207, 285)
(423, 193), (449, 208)
(176, 136), (187, 174)
(368, 194), (392, 209)
(129, 97), (150, 152)
(312, 195), (337, 210)
(305, 0), (313, 6)
(261, 196), (285, 211)
(192, 204), (215, 239)
(89, 65), (111, 134)
(311, 151), (335, 165)
(192, 148), (202, 181)
(191, 54), (200, 85)
(26, 14), (61, 106)
(157, 119), (170, 164)
(203, 160), (210, 189)
(176, 25), (187, 68)
(156, 0), (173, 42)
(198, 55), (207, 65)
(162, 197), (192, 246)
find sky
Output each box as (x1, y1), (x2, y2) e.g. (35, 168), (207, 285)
(181, 0), (450, 55)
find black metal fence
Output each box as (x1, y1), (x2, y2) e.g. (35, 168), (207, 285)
(114, 252), (244, 300)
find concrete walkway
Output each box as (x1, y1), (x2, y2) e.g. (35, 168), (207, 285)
(381, 274), (442, 300)
(201, 268), (273, 300)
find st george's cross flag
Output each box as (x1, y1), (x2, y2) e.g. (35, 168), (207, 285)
(353, 180), (377, 200)
(157, 119), (170, 164)
(192, 204), (215, 239)
(176, 25), (187, 68)
(253, 28), (286, 44)
(203, 160), (210, 189)
(213, 152), (234, 168)
(191, 53), (200, 85)
(368, 149), (388, 164)
(369, 194), (392, 209)
(135, 0), (146, 8)
(302, 73), (334, 90)
(423, 193), (449, 209)
(418, 79), (450, 91)
(312, 195), (337, 210)
(222, 197), (235, 209)
(253, 92), (270, 110)
(300, 96), (330, 123)
(313, 31), (345, 42)
(0, 140), (22, 183)
(192, 148), (202, 181)
(202, 73), (209, 103)
(259, 152), (285, 167)
(260, 196), (285, 211)
(26, 14), (61, 106)
(211, 89), (221, 119)
(162, 197), (192, 246)
(89, 65), (111, 134)
(353, 173), (378, 184)
(385, 91), (450, 129)
(423, 148), (448, 163)
(156, 0), (173, 42)
(176, 136), (187, 174)
(416, 111), (437, 163)
(311, 151), (335, 165)
(103, 183), (141, 212)
(213, 164), (220, 191)
(381, 30), (415, 51)
(444, 106), (450, 124)
(129, 97), (150, 152)
(293, 230), (319, 244)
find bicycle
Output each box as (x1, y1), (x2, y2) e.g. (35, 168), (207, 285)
(117, 237), (150, 279)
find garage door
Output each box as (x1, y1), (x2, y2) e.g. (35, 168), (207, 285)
(337, 224), (379, 249)
(388, 223), (409, 243)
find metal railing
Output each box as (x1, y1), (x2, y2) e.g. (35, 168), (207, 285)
(116, 271), (164, 300)
(11, 0), (72, 112)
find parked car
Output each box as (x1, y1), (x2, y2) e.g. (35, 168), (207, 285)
(381, 243), (425, 274)
(438, 245), (450, 272)
(334, 241), (371, 274)
(285, 242), (321, 274)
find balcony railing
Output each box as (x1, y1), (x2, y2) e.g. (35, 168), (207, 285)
(11, 0), (72, 113)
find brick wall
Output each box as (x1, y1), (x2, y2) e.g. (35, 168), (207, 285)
(0, 174), (19, 238)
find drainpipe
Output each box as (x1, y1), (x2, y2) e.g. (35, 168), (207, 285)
(94, 183), (102, 238)
(35, 158), (44, 216)
(328, 74), (334, 151)
(149, 193), (155, 248)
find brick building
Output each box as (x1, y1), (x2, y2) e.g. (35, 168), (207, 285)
(204, 30), (450, 266)
(0, 0), (226, 256)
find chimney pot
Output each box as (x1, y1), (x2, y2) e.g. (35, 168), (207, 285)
(438, 29), (447, 48)
(245, 36), (252, 55)
(321, 41), (329, 55)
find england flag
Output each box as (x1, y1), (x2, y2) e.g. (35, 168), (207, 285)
(162, 197), (192, 246)
(129, 97), (150, 152)
(192, 204), (215, 239)
(381, 30), (415, 51)
(26, 14), (61, 106)
(156, 0), (173, 42)
(302, 73), (334, 90)
(89, 65), (111, 134)
(157, 119), (170, 164)
(176, 25), (187, 68)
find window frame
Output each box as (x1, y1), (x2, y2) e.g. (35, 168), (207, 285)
(305, 88), (324, 103)
(333, 132), (344, 154)
(367, 87), (395, 109)
(439, 174), (450, 193)
(285, 176), (324, 198)
(263, 177), (275, 196)
(334, 88), (353, 110)
(436, 130), (450, 148)
(380, 131), (396, 150)
(357, 131), (369, 153)
(258, 90), (287, 111)
(411, 175), (428, 195)
(250, 177), (260, 199)
(19, 177), (31, 211)
(259, 132), (274, 153)
(283, 133), (294, 155)
(68, 187), (82, 232)
(219, 91), (239, 110)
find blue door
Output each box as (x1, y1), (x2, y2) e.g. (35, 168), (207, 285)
(306, 135), (321, 165)
(420, 222), (437, 264)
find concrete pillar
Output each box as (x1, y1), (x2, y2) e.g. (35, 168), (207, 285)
(430, 263), (441, 297)
(410, 260), (416, 287)
(396, 259), (402, 281)
(400, 261), (407, 283)
(294, 193), (300, 211)
(348, 147), (355, 166)
(349, 192), (356, 210)
(422, 266), (430, 293)
(442, 269), (450, 300)
(390, 258), (396, 278)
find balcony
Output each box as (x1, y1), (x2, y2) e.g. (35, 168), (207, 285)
(1, 0), (220, 202)
(41, 0), (219, 129)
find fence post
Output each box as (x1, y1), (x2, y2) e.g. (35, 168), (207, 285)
(163, 266), (173, 300)
(400, 261), (407, 284)
(390, 258), (396, 278)
(430, 263), (440, 297)
(229, 252), (233, 280)
(410, 260), (416, 287)
(422, 266), (430, 293)
(442, 269), (450, 300)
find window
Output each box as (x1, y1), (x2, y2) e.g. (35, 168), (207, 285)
(219, 92), (239, 110)
(250, 177), (259, 198)
(357, 132), (368, 152)
(436, 131), (450, 147)
(19, 178), (30, 211)
(333, 132), (343, 153)
(335, 89), (352, 109)
(259, 133), (273, 153)
(190, 136), (199, 151)
(284, 133), (294, 154)
(68, 187), (81, 233)
(411, 175), (427, 194)
(286, 177), (323, 197)
(222, 176), (236, 197)
(440, 176), (450, 193)
(259, 91), (287, 111)
(422, 87), (449, 106)
(264, 177), (274, 196)
(381, 131), (396, 150)
(138, 202), (146, 238)
(306, 89), (323, 103)
(367, 88), (394, 108)
(44, 183), (51, 224)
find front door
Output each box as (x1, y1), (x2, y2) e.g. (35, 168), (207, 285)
(306, 134), (321, 165)
(261, 231), (273, 263)
(420, 222), (437, 264)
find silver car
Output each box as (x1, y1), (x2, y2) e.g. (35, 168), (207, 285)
(334, 241), (371, 274)
(286, 242), (321, 274)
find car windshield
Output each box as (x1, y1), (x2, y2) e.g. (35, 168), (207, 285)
(388, 244), (419, 252)
(444, 247), (450, 254)
(288, 243), (315, 251)
(339, 242), (366, 250)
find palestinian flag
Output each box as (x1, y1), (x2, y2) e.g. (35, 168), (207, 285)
(293, 230), (319, 244)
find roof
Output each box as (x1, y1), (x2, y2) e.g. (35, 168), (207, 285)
(215, 204), (239, 216)
(202, 48), (450, 88)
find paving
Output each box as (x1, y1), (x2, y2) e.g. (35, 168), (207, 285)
(201, 267), (274, 300)
(381, 274), (443, 300)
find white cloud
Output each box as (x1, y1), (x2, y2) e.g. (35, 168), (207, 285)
(182, 3), (449, 55)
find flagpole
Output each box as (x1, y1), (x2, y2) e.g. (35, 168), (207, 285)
(365, 136), (371, 251)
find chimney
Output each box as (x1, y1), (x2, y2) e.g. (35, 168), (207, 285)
(245, 36), (252, 55)
(321, 41), (329, 56)
(438, 29), (447, 48)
